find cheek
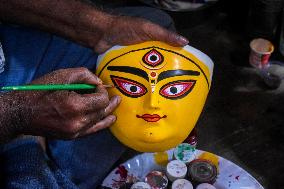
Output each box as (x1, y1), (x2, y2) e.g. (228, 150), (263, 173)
(112, 95), (148, 122)
(162, 100), (197, 127)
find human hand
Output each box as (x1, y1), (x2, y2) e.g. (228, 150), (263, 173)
(93, 15), (189, 53)
(7, 68), (120, 140)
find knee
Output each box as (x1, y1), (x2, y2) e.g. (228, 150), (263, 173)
(113, 6), (176, 31)
(143, 7), (176, 30)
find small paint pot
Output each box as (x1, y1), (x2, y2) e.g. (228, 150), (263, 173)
(187, 159), (218, 185)
(145, 171), (168, 189)
(119, 182), (133, 189)
(130, 182), (151, 189)
(166, 160), (187, 182)
(196, 183), (216, 189)
(173, 143), (196, 164)
(171, 179), (193, 189)
(249, 38), (274, 69)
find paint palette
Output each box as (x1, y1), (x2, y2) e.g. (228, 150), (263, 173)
(101, 149), (264, 189)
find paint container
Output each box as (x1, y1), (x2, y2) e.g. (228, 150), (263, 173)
(249, 38), (274, 69)
(173, 143), (196, 164)
(119, 182), (134, 189)
(130, 182), (151, 189)
(145, 171), (168, 189)
(171, 179), (193, 189)
(187, 159), (218, 185)
(166, 160), (187, 182)
(196, 183), (216, 189)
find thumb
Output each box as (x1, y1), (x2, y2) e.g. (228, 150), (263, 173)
(145, 22), (189, 46)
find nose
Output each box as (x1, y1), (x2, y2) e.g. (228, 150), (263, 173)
(149, 93), (160, 109)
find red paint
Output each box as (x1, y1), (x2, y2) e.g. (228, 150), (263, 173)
(115, 165), (128, 179)
(111, 76), (147, 97)
(143, 49), (163, 67)
(150, 72), (157, 77)
(183, 127), (197, 146)
(160, 80), (195, 99)
(136, 114), (167, 122)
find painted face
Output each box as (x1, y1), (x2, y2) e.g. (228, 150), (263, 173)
(96, 41), (213, 152)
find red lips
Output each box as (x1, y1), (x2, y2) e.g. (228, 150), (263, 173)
(136, 114), (167, 122)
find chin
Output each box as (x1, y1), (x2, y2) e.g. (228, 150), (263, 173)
(131, 136), (182, 152)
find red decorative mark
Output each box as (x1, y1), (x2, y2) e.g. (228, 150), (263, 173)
(115, 165), (128, 179)
(111, 76), (147, 98)
(143, 49), (164, 67)
(136, 114), (167, 122)
(235, 175), (240, 181)
(150, 71), (157, 78)
(160, 80), (196, 99)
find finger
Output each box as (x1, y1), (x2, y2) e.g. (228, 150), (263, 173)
(79, 115), (116, 136)
(69, 67), (103, 85)
(31, 67), (102, 85)
(103, 95), (121, 115)
(82, 95), (121, 120)
(143, 22), (189, 46)
(75, 95), (121, 134)
(94, 40), (112, 54)
(76, 85), (110, 112)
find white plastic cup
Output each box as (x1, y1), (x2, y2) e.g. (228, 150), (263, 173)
(249, 38), (274, 69)
(171, 179), (193, 189)
(131, 182), (151, 189)
(196, 183), (216, 189)
(166, 160), (187, 182)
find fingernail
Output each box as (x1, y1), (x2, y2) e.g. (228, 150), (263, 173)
(110, 115), (116, 122)
(97, 78), (103, 84)
(177, 35), (189, 46)
(115, 95), (121, 104)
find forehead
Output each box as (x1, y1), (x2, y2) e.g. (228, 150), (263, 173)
(97, 46), (211, 88)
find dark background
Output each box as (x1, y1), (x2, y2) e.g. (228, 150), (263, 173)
(97, 1), (284, 188)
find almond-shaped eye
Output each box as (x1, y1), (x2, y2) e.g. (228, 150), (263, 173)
(111, 76), (147, 98)
(159, 80), (196, 99)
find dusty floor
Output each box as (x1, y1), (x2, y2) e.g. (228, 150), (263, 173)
(178, 10), (284, 189)
(174, 6), (284, 189)
(101, 2), (284, 189)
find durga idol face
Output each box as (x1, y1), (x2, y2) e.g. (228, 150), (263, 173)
(96, 41), (213, 152)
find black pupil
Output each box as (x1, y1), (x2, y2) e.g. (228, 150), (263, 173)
(150, 55), (157, 61)
(130, 86), (137, 92)
(170, 87), (178, 94)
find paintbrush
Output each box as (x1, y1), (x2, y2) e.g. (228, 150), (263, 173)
(1, 84), (115, 91)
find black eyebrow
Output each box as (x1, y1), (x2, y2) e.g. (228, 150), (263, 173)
(157, 69), (200, 82)
(107, 66), (149, 81)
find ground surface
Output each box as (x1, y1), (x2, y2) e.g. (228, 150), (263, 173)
(177, 10), (284, 189)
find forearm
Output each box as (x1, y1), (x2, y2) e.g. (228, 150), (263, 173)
(0, 93), (24, 144)
(0, 0), (114, 48)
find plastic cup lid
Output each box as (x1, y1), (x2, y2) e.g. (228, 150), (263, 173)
(172, 179), (193, 189)
(188, 159), (218, 183)
(166, 160), (187, 178)
(131, 182), (151, 189)
(196, 183), (217, 189)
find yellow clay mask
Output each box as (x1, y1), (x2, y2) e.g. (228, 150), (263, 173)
(96, 41), (214, 152)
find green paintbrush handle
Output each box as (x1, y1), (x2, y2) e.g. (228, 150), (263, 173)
(1, 84), (96, 91)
